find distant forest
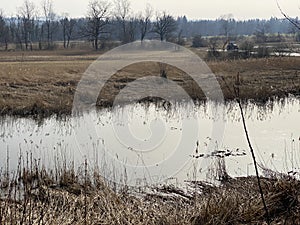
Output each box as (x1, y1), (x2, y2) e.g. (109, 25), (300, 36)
(0, 0), (299, 50)
(178, 17), (298, 37)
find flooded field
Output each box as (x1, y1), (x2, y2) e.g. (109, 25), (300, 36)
(1, 96), (299, 186)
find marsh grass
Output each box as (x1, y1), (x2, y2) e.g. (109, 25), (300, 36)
(0, 51), (299, 117)
(0, 152), (300, 225)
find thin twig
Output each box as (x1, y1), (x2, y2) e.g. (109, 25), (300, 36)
(276, 0), (300, 30)
(221, 75), (270, 224)
(84, 158), (88, 225)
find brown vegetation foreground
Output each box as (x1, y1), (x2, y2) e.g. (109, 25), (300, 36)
(0, 50), (299, 117)
(0, 159), (299, 225)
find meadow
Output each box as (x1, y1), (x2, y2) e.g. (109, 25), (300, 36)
(0, 49), (299, 117)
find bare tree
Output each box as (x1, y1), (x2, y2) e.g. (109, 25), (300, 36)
(60, 14), (68, 48)
(153, 12), (177, 41)
(34, 21), (43, 50)
(42, 0), (56, 49)
(138, 4), (152, 41)
(10, 16), (24, 49)
(219, 14), (234, 38)
(254, 23), (270, 43)
(114, 0), (131, 43)
(127, 17), (138, 42)
(0, 10), (10, 50)
(83, 0), (110, 50)
(60, 14), (76, 48)
(18, 0), (36, 50)
(66, 19), (76, 48)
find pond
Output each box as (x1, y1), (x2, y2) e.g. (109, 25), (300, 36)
(0, 97), (299, 186)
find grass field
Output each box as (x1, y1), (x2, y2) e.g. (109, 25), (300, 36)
(0, 49), (299, 117)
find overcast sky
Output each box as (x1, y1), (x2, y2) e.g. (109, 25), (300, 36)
(1, 0), (300, 20)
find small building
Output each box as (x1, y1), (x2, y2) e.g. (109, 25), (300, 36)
(227, 42), (239, 51)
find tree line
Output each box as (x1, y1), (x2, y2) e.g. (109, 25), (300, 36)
(0, 0), (299, 51)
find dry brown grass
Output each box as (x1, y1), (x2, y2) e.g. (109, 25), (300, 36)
(0, 50), (299, 117)
(1, 156), (300, 225)
(190, 176), (300, 224)
(0, 60), (89, 117)
(211, 57), (300, 101)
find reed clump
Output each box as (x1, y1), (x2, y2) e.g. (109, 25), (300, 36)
(0, 159), (300, 225)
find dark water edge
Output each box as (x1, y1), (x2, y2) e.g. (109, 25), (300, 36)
(0, 94), (299, 123)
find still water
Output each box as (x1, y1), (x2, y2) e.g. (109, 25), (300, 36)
(0, 97), (299, 186)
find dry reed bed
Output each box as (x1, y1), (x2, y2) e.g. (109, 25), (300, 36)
(0, 159), (299, 225)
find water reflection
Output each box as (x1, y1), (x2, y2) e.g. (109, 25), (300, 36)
(0, 97), (299, 186)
